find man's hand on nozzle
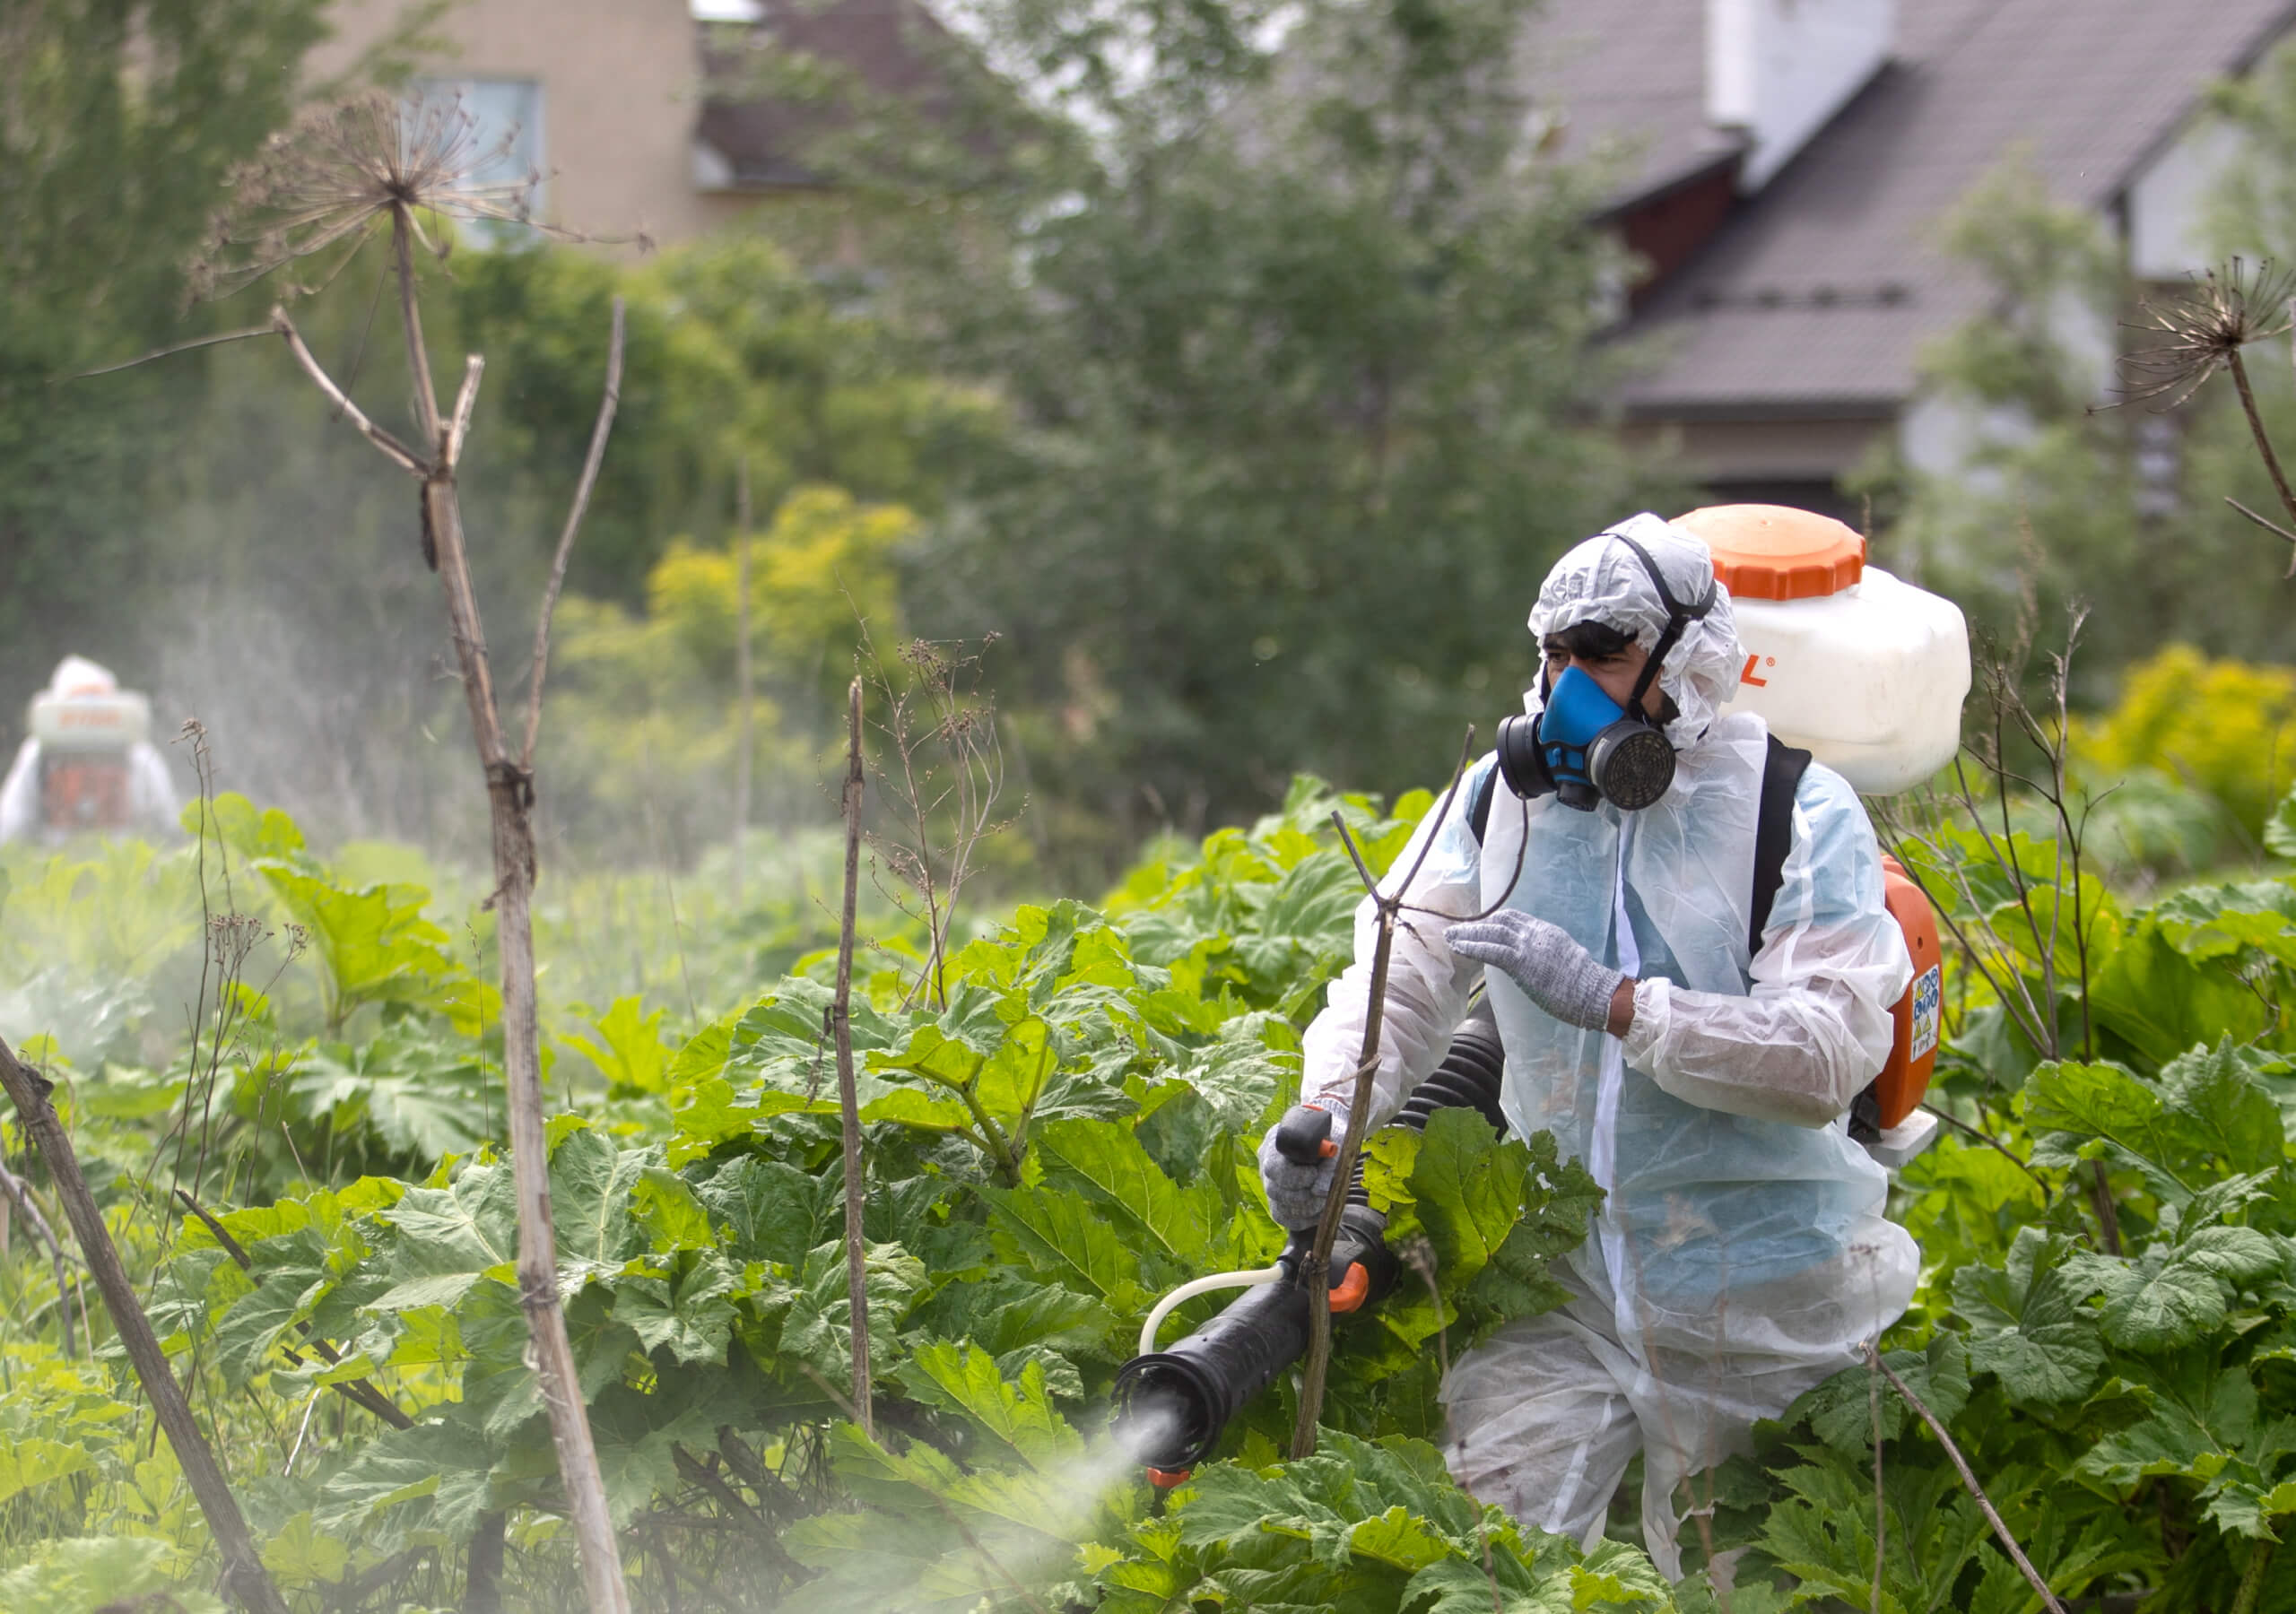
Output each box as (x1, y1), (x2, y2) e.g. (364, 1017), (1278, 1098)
(1445, 911), (1630, 1035)
(1258, 1096), (1350, 1228)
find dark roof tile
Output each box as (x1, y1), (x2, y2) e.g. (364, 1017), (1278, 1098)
(1531, 0), (2296, 412)
(699, 0), (968, 190)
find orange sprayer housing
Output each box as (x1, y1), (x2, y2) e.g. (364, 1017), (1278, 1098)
(1874, 856), (1942, 1129)
(40, 758), (132, 834)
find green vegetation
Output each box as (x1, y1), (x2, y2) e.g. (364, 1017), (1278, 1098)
(29, 4), (2296, 1612)
(0, 777), (1648, 1610)
(0, 0), (327, 708)
(4, 707), (2296, 1609)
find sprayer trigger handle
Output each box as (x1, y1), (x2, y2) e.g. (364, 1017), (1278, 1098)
(1274, 1104), (1335, 1167)
(1328, 1263), (1371, 1314)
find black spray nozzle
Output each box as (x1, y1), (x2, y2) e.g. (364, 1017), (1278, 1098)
(1110, 1009), (1510, 1475)
(1112, 1205), (1391, 1472)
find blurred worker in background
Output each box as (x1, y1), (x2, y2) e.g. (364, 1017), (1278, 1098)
(0, 656), (178, 845)
(1261, 512), (1916, 1579)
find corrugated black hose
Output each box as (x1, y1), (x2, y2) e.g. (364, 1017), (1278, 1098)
(1110, 1004), (1507, 1475)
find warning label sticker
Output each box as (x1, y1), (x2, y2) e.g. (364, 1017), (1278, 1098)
(1909, 964), (1942, 1061)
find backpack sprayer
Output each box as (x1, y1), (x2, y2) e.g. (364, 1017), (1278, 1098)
(1109, 1011), (1507, 1488)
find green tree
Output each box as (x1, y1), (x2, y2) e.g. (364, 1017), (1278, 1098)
(0, 0), (329, 723)
(1854, 152), (2296, 701)
(771, 0), (1671, 847)
(106, 224), (1004, 857)
(1853, 157), (2147, 694)
(450, 236), (1006, 603)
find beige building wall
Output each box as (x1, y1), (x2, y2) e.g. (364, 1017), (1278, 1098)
(309, 0), (757, 247)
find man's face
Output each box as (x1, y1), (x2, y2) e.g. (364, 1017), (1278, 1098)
(1542, 632), (1664, 718)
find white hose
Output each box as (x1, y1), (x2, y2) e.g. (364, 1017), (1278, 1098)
(1136, 1265), (1285, 1358)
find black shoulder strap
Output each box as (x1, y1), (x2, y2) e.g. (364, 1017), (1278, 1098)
(1468, 763), (1499, 845)
(1751, 733), (1813, 959)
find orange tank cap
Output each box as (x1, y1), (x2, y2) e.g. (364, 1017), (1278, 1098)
(1672, 504), (1866, 601)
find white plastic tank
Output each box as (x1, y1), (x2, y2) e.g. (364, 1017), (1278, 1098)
(1674, 505), (1970, 795)
(28, 655), (152, 754)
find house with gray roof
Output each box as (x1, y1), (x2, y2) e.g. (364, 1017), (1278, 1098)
(1528, 0), (2296, 513)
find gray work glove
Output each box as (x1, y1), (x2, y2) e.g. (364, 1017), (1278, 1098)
(1257, 1096), (1349, 1228)
(1445, 911), (1624, 1032)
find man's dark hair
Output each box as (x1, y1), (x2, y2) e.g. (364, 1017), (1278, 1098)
(1541, 620), (1637, 660)
(1539, 618), (1677, 722)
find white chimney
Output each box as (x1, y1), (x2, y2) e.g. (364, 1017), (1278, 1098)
(1706, 0), (1894, 192)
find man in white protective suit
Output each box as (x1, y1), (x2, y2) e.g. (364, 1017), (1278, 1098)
(0, 656), (178, 845)
(1259, 511), (1918, 1580)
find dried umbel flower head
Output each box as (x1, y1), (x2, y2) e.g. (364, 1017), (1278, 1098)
(2118, 257), (2296, 410)
(192, 91), (544, 301)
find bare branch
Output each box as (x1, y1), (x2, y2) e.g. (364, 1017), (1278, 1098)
(1873, 1352), (2066, 1614)
(521, 295), (625, 768)
(1330, 809), (1381, 895)
(172, 1188), (413, 1431)
(393, 204), (445, 448)
(445, 354), (484, 470)
(0, 1157), (75, 1356)
(65, 325), (279, 382)
(2229, 347), (2296, 543)
(2227, 495), (2296, 546)
(1918, 1104), (2052, 1202)
(1383, 725), (1477, 899)
(269, 307), (430, 476)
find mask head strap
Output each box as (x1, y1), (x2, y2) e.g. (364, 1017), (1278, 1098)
(1609, 533), (1716, 719)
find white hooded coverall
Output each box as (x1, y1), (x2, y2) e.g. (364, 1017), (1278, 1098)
(1299, 514), (1918, 1579)
(0, 656), (178, 846)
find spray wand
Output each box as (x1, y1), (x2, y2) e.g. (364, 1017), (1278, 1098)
(1110, 1009), (1506, 1488)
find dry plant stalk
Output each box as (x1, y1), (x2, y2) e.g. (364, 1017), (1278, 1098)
(0, 1037), (290, 1614)
(833, 676), (874, 1436)
(859, 634), (1011, 1011)
(1877, 613), (2120, 1252)
(194, 94), (633, 1612)
(2119, 260), (2296, 573)
(1872, 1352), (2066, 1614)
(734, 460), (756, 904)
(1290, 732), (1487, 1458)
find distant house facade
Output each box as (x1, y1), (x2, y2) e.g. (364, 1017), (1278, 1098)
(309, 0), (960, 247)
(1526, 0), (2296, 512)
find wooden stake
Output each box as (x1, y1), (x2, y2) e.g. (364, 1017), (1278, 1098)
(0, 1037), (288, 1614)
(833, 676), (874, 1436)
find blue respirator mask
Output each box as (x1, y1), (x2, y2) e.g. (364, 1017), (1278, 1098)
(1493, 533), (1718, 812)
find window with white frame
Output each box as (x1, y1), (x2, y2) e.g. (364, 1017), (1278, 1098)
(408, 77), (545, 244)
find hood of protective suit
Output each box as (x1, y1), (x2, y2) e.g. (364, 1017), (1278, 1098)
(1524, 512), (1743, 752)
(46, 655), (119, 699)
